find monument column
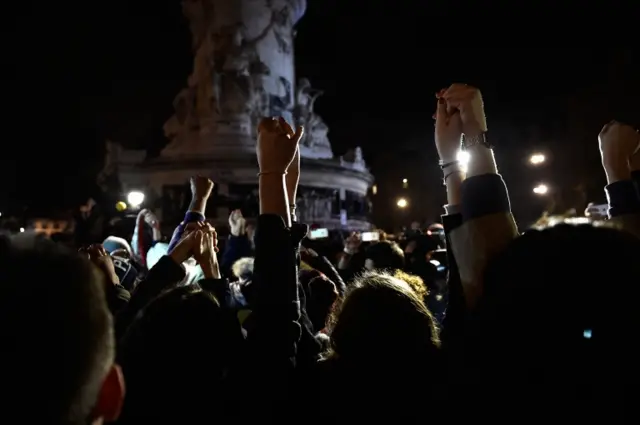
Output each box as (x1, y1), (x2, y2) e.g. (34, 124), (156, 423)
(162, 0), (307, 159)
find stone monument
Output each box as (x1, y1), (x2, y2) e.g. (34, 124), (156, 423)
(109, 0), (373, 230)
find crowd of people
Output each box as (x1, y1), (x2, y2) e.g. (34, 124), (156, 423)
(2, 84), (640, 424)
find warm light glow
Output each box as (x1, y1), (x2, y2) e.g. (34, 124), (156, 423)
(397, 198), (408, 208)
(402, 178), (408, 183)
(372, 185), (378, 195)
(533, 184), (549, 195)
(457, 150), (470, 173)
(127, 191), (145, 208)
(530, 153), (545, 165)
(19, 227), (24, 233)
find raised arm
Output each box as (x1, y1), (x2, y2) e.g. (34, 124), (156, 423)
(167, 176), (214, 252)
(599, 120), (640, 236)
(248, 118), (305, 413)
(442, 84), (517, 309)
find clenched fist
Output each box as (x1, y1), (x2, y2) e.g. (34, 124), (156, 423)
(442, 84), (487, 137)
(190, 175), (214, 200)
(257, 117), (304, 175)
(598, 120), (640, 167)
(434, 92), (463, 163)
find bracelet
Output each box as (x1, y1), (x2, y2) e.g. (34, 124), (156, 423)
(439, 159), (459, 169)
(257, 172), (287, 177)
(443, 169), (464, 185)
(462, 132), (492, 150)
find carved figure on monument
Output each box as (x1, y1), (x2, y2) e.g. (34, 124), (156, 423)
(211, 16), (275, 120)
(294, 78), (332, 157)
(340, 147), (367, 171)
(97, 140), (123, 191)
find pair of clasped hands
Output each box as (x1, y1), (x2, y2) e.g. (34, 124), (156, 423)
(434, 83), (487, 164)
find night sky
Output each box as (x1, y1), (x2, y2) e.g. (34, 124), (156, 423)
(3, 1), (639, 227)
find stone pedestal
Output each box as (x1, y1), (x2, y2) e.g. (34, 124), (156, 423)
(108, 0), (374, 230)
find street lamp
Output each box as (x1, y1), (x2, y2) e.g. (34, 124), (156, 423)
(529, 153), (545, 165)
(457, 150), (470, 173)
(397, 198), (408, 208)
(533, 184), (549, 195)
(127, 191), (145, 209)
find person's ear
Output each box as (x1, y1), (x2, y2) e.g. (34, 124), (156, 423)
(92, 364), (125, 422)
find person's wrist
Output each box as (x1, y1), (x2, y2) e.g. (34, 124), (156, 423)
(343, 246), (356, 255)
(603, 158), (631, 183)
(200, 258), (221, 279)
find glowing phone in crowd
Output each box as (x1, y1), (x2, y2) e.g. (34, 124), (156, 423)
(361, 231), (379, 242)
(308, 228), (329, 240)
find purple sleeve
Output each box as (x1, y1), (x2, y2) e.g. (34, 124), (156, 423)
(167, 211), (205, 252)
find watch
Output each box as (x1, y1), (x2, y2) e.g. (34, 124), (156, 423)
(462, 132), (492, 150)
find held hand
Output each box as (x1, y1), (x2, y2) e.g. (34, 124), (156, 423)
(169, 226), (200, 265)
(190, 175), (214, 200)
(85, 244), (119, 286)
(137, 208), (162, 240)
(344, 232), (362, 255)
(434, 91), (463, 163)
(598, 120), (640, 167)
(442, 84), (487, 137)
(193, 225), (221, 279)
(257, 117), (304, 175)
(228, 209), (246, 236)
(286, 144), (301, 206)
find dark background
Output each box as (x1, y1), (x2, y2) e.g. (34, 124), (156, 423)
(2, 1), (639, 229)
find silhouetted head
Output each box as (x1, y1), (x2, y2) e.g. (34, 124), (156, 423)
(466, 224), (640, 420)
(118, 284), (244, 422)
(0, 236), (123, 424)
(330, 271), (440, 366)
(364, 240), (405, 271)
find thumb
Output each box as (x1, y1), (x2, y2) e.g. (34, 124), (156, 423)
(435, 98), (447, 128)
(293, 125), (304, 143)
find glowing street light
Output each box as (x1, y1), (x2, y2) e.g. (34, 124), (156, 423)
(127, 191), (145, 209)
(19, 227), (25, 233)
(402, 178), (408, 184)
(530, 153), (545, 165)
(533, 184), (549, 195)
(457, 150), (470, 173)
(397, 198), (408, 208)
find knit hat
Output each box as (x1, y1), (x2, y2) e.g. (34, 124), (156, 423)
(111, 255), (140, 291)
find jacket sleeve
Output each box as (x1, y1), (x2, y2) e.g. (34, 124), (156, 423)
(440, 211), (464, 347)
(167, 211), (205, 252)
(449, 174), (518, 309)
(220, 235), (253, 277)
(606, 179), (640, 239)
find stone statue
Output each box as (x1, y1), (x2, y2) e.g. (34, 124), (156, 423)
(97, 140), (123, 191)
(211, 17), (275, 118)
(294, 78), (331, 157)
(340, 147), (367, 171)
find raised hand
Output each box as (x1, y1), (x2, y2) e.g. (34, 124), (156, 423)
(599, 121), (640, 167)
(279, 118), (302, 208)
(168, 225), (200, 265)
(193, 225), (221, 279)
(228, 209), (246, 236)
(257, 117), (304, 175)
(85, 244), (119, 286)
(442, 84), (487, 137)
(435, 89), (463, 163)
(344, 232), (362, 255)
(190, 175), (214, 200)
(137, 208), (162, 241)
